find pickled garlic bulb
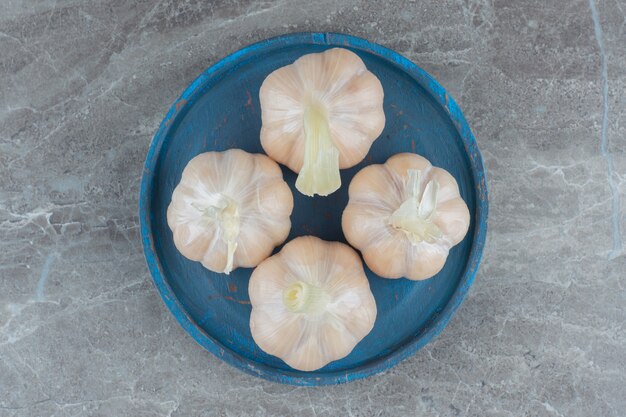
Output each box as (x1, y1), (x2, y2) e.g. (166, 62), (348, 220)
(249, 236), (377, 371)
(342, 153), (470, 280)
(167, 149), (293, 274)
(259, 48), (385, 197)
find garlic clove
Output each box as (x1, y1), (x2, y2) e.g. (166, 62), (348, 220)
(255, 181), (294, 217)
(247, 256), (290, 306)
(384, 153), (431, 189)
(328, 72), (386, 169)
(361, 231), (409, 279)
(259, 122), (303, 177)
(433, 199), (471, 245)
(340, 204), (387, 249)
(317, 320), (357, 362)
(430, 167), (462, 203)
(200, 240), (230, 274)
(250, 309), (303, 359)
(282, 324), (327, 371)
(329, 122), (378, 169)
(232, 228), (272, 269)
(347, 165), (403, 211)
(170, 222), (214, 261)
(295, 47), (366, 92)
(405, 244), (449, 281)
(329, 71), (385, 113)
(276, 236), (331, 287)
(322, 243), (371, 293)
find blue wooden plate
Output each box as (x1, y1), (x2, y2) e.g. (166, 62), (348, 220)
(139, 33), (488, 385)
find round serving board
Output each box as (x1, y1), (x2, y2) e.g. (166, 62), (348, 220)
(139, 32), (488, 385)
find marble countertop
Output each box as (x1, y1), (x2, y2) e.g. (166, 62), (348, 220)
(1, 0), (625, 416)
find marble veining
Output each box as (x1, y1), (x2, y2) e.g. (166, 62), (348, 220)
(34, 252), (55, 302)
(1, 0), (625, 416)
(588, 0), (622, 259)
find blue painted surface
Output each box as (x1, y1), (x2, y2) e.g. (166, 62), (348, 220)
(139, 32), (488, 386)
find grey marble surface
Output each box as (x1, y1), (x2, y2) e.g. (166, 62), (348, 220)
(1, 0), (625, 416)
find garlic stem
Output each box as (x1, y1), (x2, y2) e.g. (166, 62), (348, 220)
(389, 169), (443, 244)
(197, 195), (240, 274)
(295, 100), (341, 197)
(283, 281), (329, 313)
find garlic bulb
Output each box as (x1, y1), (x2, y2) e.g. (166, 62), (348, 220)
(342, 153), (470, 281)
(167, 149), (293, 274)
(259, 48), (385, 197)
(249, 236), (377, 371)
